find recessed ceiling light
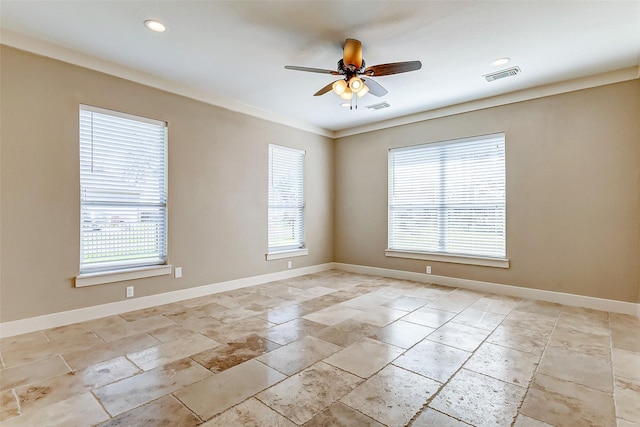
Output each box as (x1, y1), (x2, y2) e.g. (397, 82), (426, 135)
(144, 20), (166, 32)
(340, 102), (351, 108)
(491, 57), (510, 67)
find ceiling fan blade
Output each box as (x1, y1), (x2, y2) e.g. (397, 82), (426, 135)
(361, 77), (388, 97)
(313, 81), (336, 96)
(343, 38), (363, 68)
(285, 65), (339, 75)
(364, 60), (422, 76)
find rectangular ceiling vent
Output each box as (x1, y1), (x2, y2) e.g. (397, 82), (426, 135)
(366, 101), (391, 110)
(484, 66), (521, 82)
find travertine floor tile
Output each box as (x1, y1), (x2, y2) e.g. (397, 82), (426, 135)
(464, 342), (539, 387)
(302, 305), (364, 326)
(257, 318), (326, 345)
(16, 356), (140, 414)
(426, 321), (491, 352)
(412, 408), (471, 426)
(0, 331), (49, 352)
(203, 316), (273, 343)
(452, 307), (506, 331)
(310, 319), (381, 347)
(257, 362), (362, 425)
(548, 325), (611, 358)
(96, 394), (200, 427)
(468, 294), (521, 315)
(175, 359), (285, 420)
(513, 414), (554, 426)
(515, 300), (563, 317)
(1, 331), (104, 367)
(1, 271), (632, 427)
(402, 306), (457, 328)
(340, 364), (441, 426)
(1, 392), (108, 427)
(127, 333), (220, 371)
(613, 348), (640, 381)
(615, 377), (640, 423)
(501, 310), (557, 335)
(487, 324), (550, 356)
(351, 305), (407, 327)
(94, 358), (212, 416)
(62, 332), (160, 370)
(556, 310), (610, 336)
(303, 401), (383, 426)
(429, 369), (527, 426)
(256, 336), (341, 375)
(427, 290), (483, 313)
(520, 373), (616, 427)
(201, 398), (296, 427)
(370, 319), (434, 349)
(610, 313), (640, 353)
(394, 339), (471, 383)
(0, 354), (70, 391)
(0, 390), (20, 421)
(259, 304), (311, 324)
(538, 345), (613, 392)
(324, 337), (403, 378)
(190, 334), (279, 373)
(148, 323), (196, 342)
(383, 295), (429, 311)
(44, 316), (128, 341)
(94, 315), (175, 342)
(339, 293), (394, 310)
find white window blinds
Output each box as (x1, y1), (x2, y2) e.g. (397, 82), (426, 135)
(388, 133), (506, 259)
(79, 105), (168, 273)
(268, 144), (305, 253)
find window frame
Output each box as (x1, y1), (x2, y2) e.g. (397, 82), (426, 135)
(76, 105), (171, 286)
(386, 133), (509, 268)
(266, 143), (308, 260)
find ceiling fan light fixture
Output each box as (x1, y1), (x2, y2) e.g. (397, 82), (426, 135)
(356, 84), (369, 98)
(349, 76), (364, 91)
(144, 20), (166, 32)
(340, 88), (353, 100)
(332, 80), (347, 95)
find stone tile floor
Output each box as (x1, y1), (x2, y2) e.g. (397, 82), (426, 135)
(0, 270), (638, 426)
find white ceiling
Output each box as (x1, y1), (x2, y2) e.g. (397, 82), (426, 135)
(1, 1), (639, 136)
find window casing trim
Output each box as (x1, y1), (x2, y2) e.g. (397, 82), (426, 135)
(75, 264), (173, 287)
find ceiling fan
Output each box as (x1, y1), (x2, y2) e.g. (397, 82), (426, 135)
(285, 38), (422, 103)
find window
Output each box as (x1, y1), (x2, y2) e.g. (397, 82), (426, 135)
(388, 133), (506, 264)
(267, 144), (306, 258)
(79, 105), (168, 275)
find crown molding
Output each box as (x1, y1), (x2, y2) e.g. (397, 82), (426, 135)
(334, 66), (639, 138)
(0, 29), (333, 138)
(2, 29), (637, 140)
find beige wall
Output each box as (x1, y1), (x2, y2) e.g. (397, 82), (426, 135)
(335, 80), (640, 303)
(0, 46), (334, 322)
(1, 46), (638, 323)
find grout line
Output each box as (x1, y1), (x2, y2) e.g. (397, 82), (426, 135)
(509, 304), (561, 427)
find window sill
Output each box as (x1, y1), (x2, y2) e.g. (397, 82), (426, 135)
(75, 265), (173, 287)
(265, 249), (309, 261)
(385, 250), (509, 268)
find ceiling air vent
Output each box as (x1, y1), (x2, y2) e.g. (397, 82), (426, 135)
(484, 66), (521, 82)
(366, 101), (391, 110)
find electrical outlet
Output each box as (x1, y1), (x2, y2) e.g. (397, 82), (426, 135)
(175, 267), (182, 278)
(287, 261), (292, 269)
(126, 286), (134, 298)
(426, 265), (432, 274)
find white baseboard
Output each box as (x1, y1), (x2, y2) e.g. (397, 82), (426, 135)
(333, 263), (640, 316)
(0, 263), (333, 338)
